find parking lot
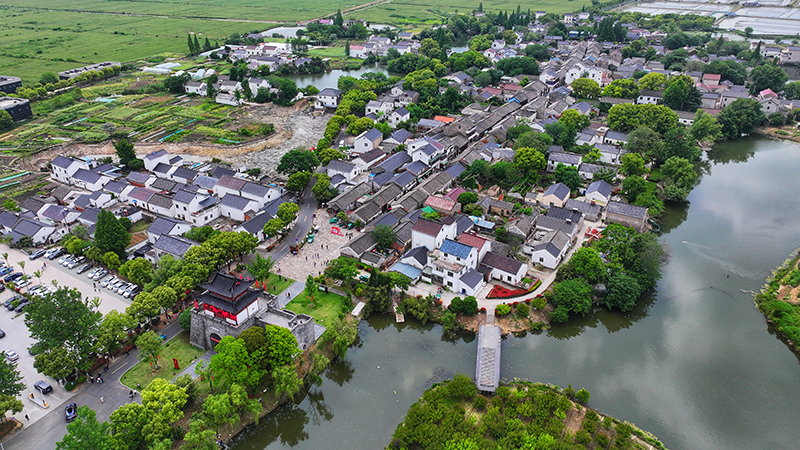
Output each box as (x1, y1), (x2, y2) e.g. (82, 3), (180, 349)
(0, 286), (76, 427)
(1, 244), (132, 316)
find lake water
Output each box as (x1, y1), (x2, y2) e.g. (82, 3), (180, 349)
(287, 65), (396, 90)
(231, 138), (800, 450)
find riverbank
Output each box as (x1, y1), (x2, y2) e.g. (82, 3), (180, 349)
(172, 315), (360, 447)
(752, 247), (800, 352)
(389, 376), (667, 450)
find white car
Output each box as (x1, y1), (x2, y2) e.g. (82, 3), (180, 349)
(14, 279), (30, 290)
(100, 276), (117, 288)
(5, 350), (19, 362)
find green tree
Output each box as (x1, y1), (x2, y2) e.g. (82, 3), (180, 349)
(544, 121), (576, 149)
(95, 209), (130, 258)
(558, 109), (590, 134)
(114, 139), (136, 166)
(109, 403), (148, 450)
(717, 98), (765, 140)
(554, 164), (582, 190)
(318, 147), (343, 166)
(582, 149), (602, 163)
(127, 292), (161, 324)
(305, 274), (318, 303)
(182, 417), (217, 450)
(325, 257), (358, 281)
(0, 359), (25, 397)
(2, 198), (19, 211)
(96, 310), (134, 355)
(140, 378), (188, 444)
(689, 110), (722, 143)
(272, 364), (302, 400)
(262, 218), (286, 238)
(622, 175), (647, 202)
(567, 247), (607, 284)
(210, 336), (264, 388)
(247, 253), (275, 283)
(785, 80), (800, 100)
(749, 63), (789, 95)
(661, 156), (698, 202)
(26, 287), (102, 378)
(571, 77), (601, 99)
(512, 130), (552, 152)
(33, 347), (76, 381)
(179, 309), (192, 331)
(662, 77), (701, 111)
(312, 173), (336, 203)
(604, 274), (642, 312)
(552, 278), (592, 318)
(56, 406), (112, 450)
(373, 224), (396, 250)
(264, 324), (299, 368)
(575, 388), (591, 404)
(344, 40), (350, 57)
(286, 171), (312, 192)
(136, 331), (163, 369)
(277, 148), (319, 174)
(656, 127), (699, 165)
(457, 192), (478, 205)
(40, 72), (59, 85)
(602, 78), (640, 99)
(620, 152), (645, 176)
(187, 34), (196, 55)
(277, 202), (299, 224)
(0, 110), (13, 132)
(625, 126), (663, 156)
(638, 72), (666, 90)
(119, 257), (153, 286)
(103, 251), (121, 270)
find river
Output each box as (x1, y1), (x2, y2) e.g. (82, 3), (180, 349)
(230, 138), (800, 450)
(286, 66), (396, 90)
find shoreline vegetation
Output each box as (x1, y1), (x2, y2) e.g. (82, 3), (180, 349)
(388, 375), (667, 450)
(753, 248), (800, 353)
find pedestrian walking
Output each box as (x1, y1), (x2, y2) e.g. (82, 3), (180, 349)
(129, 390), (134, 399)
(137, 383), (141, 390)
(30, 393), (34, 399)
(24, 414), (29, 421)
(100, 396), (104, 403)
(104, 365), (108, 372)
(305, 256), (308, 261)
(89, 376), (94, 384)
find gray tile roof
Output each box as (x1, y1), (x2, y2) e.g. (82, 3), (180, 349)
(148, 216), (185, 236)
(151, 177), (177, 192)
(152, 163), (172, 174)
(217, 174), (247, 191)
(72, 169), (102, 184)
(327, 159), (357, 173)
(240, 211), (274, 234)
(607, 201), (647, 220)
(149, 194), (173, 209)
(241, 182), (269, 198)
(172, 167), (198, 181)
(172, 189), (197, 204)
(126, 171), (152, 184)
(144, 149), (168, 160)
(403, 246), (429, 266)
(104, 180), (129, 194)
(547, 206), (583, 223)
(52, 155), (76, 169)
(586, 180), (612, 198)
(544, 183), (570, 200)
(0, 211), (19, 229)
(154, 234), (196, 256)
(460, 268), (484, 288)
(481, 251), (523, 275)
(220, 194), (252, 211)
(12, 218), (46, 236)
(548, 152), (582, 165)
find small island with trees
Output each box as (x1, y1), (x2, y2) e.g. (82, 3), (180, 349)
(388, 374), (667, 450)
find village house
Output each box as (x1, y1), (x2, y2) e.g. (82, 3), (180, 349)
(354, 128), (383, 154)
(315, 88), (342, 109)
(50, 156), (90, 185)
(606, 201), (648, 232)
(479, 251), (528, 286)
(525, 229), (571, 269)
(541, 183), (571, 208)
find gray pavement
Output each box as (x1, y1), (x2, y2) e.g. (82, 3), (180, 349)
(2, 321), (183, 450)
(278, 281), (306, 308)
(263, 176), (318, 262)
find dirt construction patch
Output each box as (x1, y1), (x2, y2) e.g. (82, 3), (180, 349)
(19, 101), (331, 176)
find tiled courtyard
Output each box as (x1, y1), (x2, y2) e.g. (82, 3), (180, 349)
(273, 208), (363, 282)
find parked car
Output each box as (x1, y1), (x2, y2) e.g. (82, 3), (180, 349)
(117, 282), (132, 295)
(0, 267), (13, 276)
(14, 279), (30, 291)
(5, 350), (19, 362)
(34, 380), (52, 394)
(75, 263), (92, 274)
(58, 255), (73, 265)
(46, 247), (65, 260)
(123, 284), (138, 298)
(87, 268), (101, 278)
(65, 403), (77, 422)
(27, 342), (46, 355)
(4, 272), (22, 283)
(100, 276), (117, 288)
(3, 295), (20, 309)
(92, 269), (108, 281)
(127, 286), (141, 298)
(0, 284), (4, 293)
(108, 280), (124, 291)
(29, 249), (46, 260)
(14, 298), (30, 312)
(67, 257), (85, 269)
(0, 329), (5, 338)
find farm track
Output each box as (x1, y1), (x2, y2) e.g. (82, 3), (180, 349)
(0, 6), (286, 23)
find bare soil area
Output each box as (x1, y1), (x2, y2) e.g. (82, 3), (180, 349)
(19, 100), (331, 177)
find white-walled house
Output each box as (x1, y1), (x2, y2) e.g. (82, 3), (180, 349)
(143, 149), (172, 172)
(585, 180), (612, 206)
(541, 183), (570, 208)
(411, 217), (457, 251)
(526, 230), (571, 269)
(315, 88), (342, 109)
(71, 169), (112, 192)
(387, 107), (411, 128)
(51, 156), (89, 185)
(480, 251), (528, 285)
(146, 216), (192, 244)
(354, 128), (383, 154)
(326, 160), (362, 183)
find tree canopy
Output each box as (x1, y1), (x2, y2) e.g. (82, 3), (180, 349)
(95, 209), (130, 258)
(277, 148), (320, 174)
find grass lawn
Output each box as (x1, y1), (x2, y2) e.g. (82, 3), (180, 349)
(285, 289), (351, 326)
(263, 272), (294, 295)
(120, 331), (205, 390)
(129, 220), (150, 233)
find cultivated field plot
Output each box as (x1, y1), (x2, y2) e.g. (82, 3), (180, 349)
(620, 1), (734, 16)
(353, 0), (594, 24)
(0, 7), (272, 83)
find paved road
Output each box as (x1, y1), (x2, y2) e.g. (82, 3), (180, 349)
(263, 177), (318, 262)
(2, 321), (182, 450)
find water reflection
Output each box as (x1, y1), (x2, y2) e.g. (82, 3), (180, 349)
(324, 358), (355, 387)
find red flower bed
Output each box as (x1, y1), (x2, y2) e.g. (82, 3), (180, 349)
(487, 285), (529, 299)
